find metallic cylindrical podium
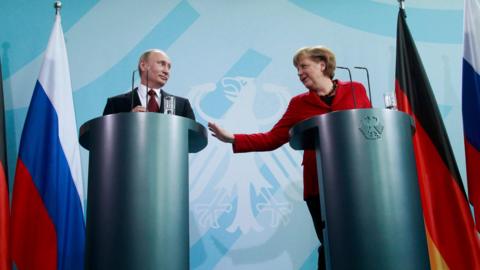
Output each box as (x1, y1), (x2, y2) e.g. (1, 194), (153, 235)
(290, 109), (430, 270)
(79, 113), (207, 270)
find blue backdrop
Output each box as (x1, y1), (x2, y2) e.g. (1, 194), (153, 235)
(0, 0), (466, 269)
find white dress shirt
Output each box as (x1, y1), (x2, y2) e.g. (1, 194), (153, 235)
(137, 84), (161, 108)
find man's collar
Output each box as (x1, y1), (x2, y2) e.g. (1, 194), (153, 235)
(138, 84), (161, 96)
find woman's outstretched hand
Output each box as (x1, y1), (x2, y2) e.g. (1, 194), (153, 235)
(208, 122), (235, 143)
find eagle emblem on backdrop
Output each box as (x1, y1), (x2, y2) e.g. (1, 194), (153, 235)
(188, 76), (302, 234)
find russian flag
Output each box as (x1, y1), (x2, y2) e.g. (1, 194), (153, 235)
(10, 14), (85, 270)
(1, 57), (11, 269)
(463, 0), (480, 233)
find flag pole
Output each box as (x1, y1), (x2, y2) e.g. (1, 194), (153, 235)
(0, 57), (7, 184)
(398, 0), (406, 18)
(54, 1), (62, 15)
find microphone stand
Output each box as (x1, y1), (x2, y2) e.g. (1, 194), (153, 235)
(145, 67), (149, 112)
(354, 66), (372, 104)
(130, 70), (136, 111)
(337, 66), (357, 108)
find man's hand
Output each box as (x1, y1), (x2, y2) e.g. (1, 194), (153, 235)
(131, 106), (147, 112)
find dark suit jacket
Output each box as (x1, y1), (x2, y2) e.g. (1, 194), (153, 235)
(103, 88), (195, 120)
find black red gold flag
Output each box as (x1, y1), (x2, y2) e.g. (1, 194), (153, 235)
(395, 8), (480, 269)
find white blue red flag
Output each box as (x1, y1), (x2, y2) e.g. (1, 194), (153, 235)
(463, 0), (480, 233)
(10, 14), (85, 270)
(0, 56), (11, 270)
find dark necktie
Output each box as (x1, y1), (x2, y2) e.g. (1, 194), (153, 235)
(147, 89), (160, 112)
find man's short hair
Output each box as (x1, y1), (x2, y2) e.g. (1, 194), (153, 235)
(137, 49), (165, 76)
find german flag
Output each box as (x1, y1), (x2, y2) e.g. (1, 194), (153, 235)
(395, 7), (480, 269)
(0, 58), (11, 269)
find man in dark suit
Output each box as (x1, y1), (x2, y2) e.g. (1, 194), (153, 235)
(103, 49), (195, 120)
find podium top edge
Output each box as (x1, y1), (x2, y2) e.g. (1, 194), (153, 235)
(79, 113), (207, 152)
(288, 108), (415, 150)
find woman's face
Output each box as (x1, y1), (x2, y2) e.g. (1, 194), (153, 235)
(296, 56), (327, 91)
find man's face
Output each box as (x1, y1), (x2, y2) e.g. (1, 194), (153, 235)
(141, 51), (171, 88)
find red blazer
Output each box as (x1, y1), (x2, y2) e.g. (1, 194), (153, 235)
(233, 80), (372, 199)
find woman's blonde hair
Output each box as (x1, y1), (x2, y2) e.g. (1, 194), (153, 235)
(293, 46), (336, 79)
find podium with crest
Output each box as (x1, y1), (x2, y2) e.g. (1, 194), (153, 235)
(289, 109), (430, 270)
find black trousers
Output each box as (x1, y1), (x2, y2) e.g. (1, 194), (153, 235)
(305, 196), (326, 270)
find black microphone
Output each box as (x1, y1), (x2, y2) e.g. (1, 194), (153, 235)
(354, 66), (372, 104)
(130, 70), (137, 111)
(337, 66), (357, 108)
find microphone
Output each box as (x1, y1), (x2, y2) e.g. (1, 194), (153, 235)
(337, 66), (357, 108)
(130, 70), (137, 111)
(354, 66), (372, 104)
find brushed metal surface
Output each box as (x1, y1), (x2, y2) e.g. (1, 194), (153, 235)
(290, 109), (429, 270)
(80, 113), (207, 270)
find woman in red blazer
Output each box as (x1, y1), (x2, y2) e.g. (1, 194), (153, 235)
(208, 45), (371, 270)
